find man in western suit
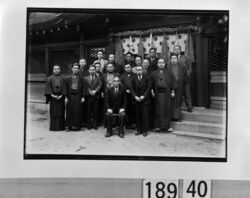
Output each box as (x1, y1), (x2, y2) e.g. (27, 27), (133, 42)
(131, 65), (152, 136)
(84, 65), (102, 129)
(105, 76), (127, 138)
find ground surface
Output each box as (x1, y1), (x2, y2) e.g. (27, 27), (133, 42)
(25, 108), (225, 158)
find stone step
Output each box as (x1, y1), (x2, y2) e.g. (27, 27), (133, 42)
(182, 109), (226, 124)
(171, 120), (226, 136)
(173, 130), (225, 140)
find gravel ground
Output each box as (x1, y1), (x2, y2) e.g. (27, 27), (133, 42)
(25, 109), (225, 158)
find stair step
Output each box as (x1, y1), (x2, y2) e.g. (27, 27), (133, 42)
(173, 130), (225, 140)
(171, 121), (225, 136)
(182, 110), (226, 124)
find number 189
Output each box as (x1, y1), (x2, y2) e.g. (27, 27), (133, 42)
(143, 179), (179, 198)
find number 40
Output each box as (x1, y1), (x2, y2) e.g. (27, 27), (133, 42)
(184, 180), (211, 198)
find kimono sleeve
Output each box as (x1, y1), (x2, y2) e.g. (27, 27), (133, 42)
(170, 71), (177, 91)
(44, 76), (52, 104)
(184, 55), (192, 74)
(81, 77), (87, 97)
(60, 76), (67, 96)
(182, 66), (189, 84)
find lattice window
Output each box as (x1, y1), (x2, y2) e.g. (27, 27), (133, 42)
(210, 37), (228, 71)
(50, 49), (79, 75)
(27, 51), (45, 74)
(88, 47), (106, 58)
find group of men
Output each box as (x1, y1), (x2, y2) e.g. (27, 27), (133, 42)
(45, 46), (193, 138)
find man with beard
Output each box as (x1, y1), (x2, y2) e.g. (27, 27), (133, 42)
(120, 63), (135, 129)
(65, 63), (85, 131)
(45, 65), (67, 131)
(173, 45), (193, 112)
(147, 47), (159, 73)
(84, 64), (102, 129)
(131, 65), (151, 136)
(105, 76), (127, 138)
(151, 58), (176, 132)
(168, 54), (190, 121)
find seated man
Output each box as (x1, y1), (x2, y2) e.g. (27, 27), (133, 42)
(105, 76), (127, 138)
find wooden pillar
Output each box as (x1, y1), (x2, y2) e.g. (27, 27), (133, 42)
(45, 47), (50, 76)
(105, 36), (115, 56)
(79, 30), (87, 60)
(201, 36), (209, 108)
(195, 34), (204, 107)
(195, 34), (210, 107)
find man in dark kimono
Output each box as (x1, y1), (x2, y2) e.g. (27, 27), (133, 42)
(45, 65), (67, 131)
(105, 76), (127, 138)
(95, 62), (105, 125)
(65, 63), (85, 131)
(79, 58), (89, 128)
(173, 45), (193, 112)
(168, 54), (190, 121)
(142, 59), (154, 129)
(131, 65), (151, 136)
(103, 54), (123, 74)
(120, 64), (135, 129)
(151, 58), (176, 132)
(79, 58), (89, 77)
(84, 65), (103, 130)
(147, 47), (159, 73)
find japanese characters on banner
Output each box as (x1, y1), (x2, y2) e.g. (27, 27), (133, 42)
(121, 33), (188, 55)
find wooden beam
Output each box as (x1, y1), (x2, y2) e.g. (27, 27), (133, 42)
(28, 39), (108, 52)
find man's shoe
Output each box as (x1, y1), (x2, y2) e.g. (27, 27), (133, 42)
(155, 128), (161, 132)
(118, 133), (124, 138)
(143, 132), (148, 137)
(168, 128), (174, 133)
(187, 107), (193, 113)
(105, 132), (112, 137)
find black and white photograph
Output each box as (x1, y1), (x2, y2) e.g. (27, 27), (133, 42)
(24, 8), (228, 160)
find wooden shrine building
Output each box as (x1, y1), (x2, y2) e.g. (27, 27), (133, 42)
(27, 9), (228, 109)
